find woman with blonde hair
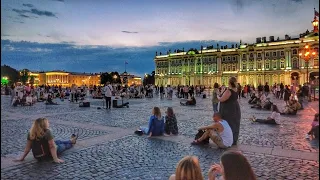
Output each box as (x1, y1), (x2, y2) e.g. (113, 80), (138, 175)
(137, 107), (165, 137)
(14, 118), (77, 163)
(169, 156), (204, 180)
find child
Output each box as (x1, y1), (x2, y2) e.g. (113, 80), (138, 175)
(164, 107), (178, 135)
(306, 113), (319, 139)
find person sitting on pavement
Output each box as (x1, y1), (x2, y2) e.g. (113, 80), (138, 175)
(12, 92), (21, 106)
(180, 96), (196, 106)
(208, 151), (257, 180)
(14, 118), (78, 163)
(191, 113), (233, 148)
(169, 156), (204, 180)
(248, 93), (259, 104)
(25, 94), (33, 106)
(306, 113), (319, 139)
(137, 107), (165, 137)
(164, 107), (178, 135)
(280, 99), (301, 115)
(46, 94), (58, 105)
(249, 104), (281, 125)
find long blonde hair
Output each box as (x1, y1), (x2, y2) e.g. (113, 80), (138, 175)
(175, 156), (204, 180)
(29, 118), (48, 140)
(152, 107), (161, 119)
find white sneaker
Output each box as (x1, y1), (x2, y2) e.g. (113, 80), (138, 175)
(305, 134), (310, 139)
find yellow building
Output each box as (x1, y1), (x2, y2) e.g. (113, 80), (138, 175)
(120, 72), (142, 86)
(29, 71), (101, 87)
(154, 17), (319, 87)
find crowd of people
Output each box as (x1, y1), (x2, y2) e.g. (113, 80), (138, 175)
(5, 75), (318, 179)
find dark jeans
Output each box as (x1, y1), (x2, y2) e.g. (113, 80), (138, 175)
(213, 103), (218, 112)
(105, 97), (111, 109)
(256, 119), (277, 125)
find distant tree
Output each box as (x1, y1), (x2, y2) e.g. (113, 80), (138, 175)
(143, 71), (155, 85)
(100, 72), (112, 85)
(20, 69), (30, 85)
(1, 65), (20, 85)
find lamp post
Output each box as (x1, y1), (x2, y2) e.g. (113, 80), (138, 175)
(299, 44), (317, 84)
(312, 16), (319, 33)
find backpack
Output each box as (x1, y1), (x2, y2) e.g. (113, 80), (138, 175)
(195, 130), (209, 144)
(31, 134), (51, 160)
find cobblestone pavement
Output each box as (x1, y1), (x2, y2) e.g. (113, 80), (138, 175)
(1, 136), (318, 180)
(1, 94), (319, 179)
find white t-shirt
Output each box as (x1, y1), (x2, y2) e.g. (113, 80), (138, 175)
(104, 85), (113, 97)
(270, 112), (281, 124)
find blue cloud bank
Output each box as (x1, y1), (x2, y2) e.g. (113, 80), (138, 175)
(1, 40), (235, 77)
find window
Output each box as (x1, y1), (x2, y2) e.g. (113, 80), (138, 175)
(273, 52), (277, 56)
(258, 53), (261, 58)
(292, 59), (298, 68)
(228, 65), (231, 71)
(314, 59), (319, 66)
(249, 62), (254, 69)
(228, 57), (231, 61)
(222, 65), (226, 71)
(242, 54), (246, 59)
(250, 53), (253, 58)
(265, 62), (270, 69)
(293, 49), (297, 55)
(266, 52), (269, 57)
(281, 51), (284, 56)
(280, 61), (285, 68)
(273, 60), (277, 69)
(232, 57), (236, 61)
(257, 61), (262, 69)
(242, 63), (247, 70)
(232, 64), (236, 71)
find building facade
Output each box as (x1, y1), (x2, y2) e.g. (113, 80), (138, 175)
(28, 71), (101, 87)
(154, 18), (319, 87)
(119, 72), (142, 86)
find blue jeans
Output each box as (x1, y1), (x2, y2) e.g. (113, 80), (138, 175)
(213, 103), (218, 112)
(140, 127), (149, 135)
(55, 140), (73, 154)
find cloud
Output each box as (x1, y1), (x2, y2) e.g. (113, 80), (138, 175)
(51, 0), (64, 2)
(12, 8), (57, 18)
(19, 14), (30, 18)
(12, 9), (29, 14)
(30, 9), (57, 18)
(121, 31), (139, 34)
(22, 4), (34, 8)
(1, 34), (11, 37)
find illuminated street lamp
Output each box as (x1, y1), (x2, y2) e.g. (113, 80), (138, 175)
(299, 44), (317, 83)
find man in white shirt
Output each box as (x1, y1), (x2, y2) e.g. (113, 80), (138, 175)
(103, 82), (113, 109)
(192, 113), (233, 148)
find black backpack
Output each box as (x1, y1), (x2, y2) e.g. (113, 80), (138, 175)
(195, 130), (209, 144)
(31, 135), (51, 160)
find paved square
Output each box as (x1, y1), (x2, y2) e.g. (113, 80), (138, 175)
(1, 94), (319, 179)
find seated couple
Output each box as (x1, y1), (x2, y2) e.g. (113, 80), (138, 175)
(180, 96), (196, 106)
(136, 107), (178, 136)
(14, 118), (78, 163)
(251, 95), (272, 110)
(192, 113), (233, 148)
(280, 99), (301, 115)
(250, 104), (281, 125)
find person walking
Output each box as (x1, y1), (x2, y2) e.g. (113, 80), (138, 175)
(104, 82), (113, 109)
(217, 77), (241, 145)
